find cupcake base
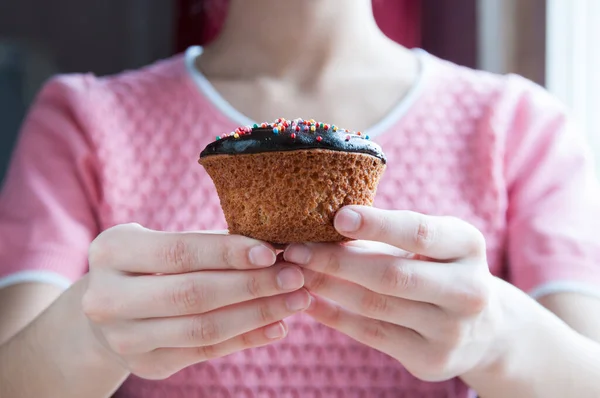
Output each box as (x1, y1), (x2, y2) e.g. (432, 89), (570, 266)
(200, 149), (386, 244)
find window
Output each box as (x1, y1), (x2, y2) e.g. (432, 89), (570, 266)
(546, 0), (600, 172)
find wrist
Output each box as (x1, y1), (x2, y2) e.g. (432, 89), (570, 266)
(46, 277), (131, 385)
(460, 279), (586, 397)
(1, 277), (129, 398)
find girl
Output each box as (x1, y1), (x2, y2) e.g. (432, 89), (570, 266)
(1, 1), (600, 397)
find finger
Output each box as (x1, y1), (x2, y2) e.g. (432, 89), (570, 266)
(89, 224), (277, 273)
(116, 264), (305, 318)
(131, 321), (288, 379)
(285, 243), (480, 307)
(109, 289), (311, 353)
(303, 269), (441, 336)
(344, 240), (410, 257)
(305, 294), (423, 360)
(333, 206), (486, 261)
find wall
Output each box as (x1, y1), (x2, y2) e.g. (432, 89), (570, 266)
(0, 0), (175, 76)
(478, 0), (546, 85)
(422, 0), (478, 68)
(0, 0), (175, 182)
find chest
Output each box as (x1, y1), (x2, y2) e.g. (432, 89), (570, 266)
(205, 77), (414, 134)
(94, 102), (507, 271)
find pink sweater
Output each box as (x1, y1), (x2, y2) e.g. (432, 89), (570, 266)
(2, 47), (600, 398)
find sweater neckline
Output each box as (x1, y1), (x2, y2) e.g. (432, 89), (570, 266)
(184, 45), (430, 139)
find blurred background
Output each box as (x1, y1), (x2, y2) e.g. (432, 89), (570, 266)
(0, 0), (598, 181)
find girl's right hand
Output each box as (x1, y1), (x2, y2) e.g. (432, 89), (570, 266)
(82, 223), (309, 380)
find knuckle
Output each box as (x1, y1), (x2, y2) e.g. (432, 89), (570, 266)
(221, 237), (238, 268)
(88, 231), (115, 268)
(405, 365), (431, 382)
(360, 292), (390, 316)
(305, 270), (328, 291)
(409, 356), (452, 382)
(104, 329), (134, 356)
(199, 316), (221, 344)
(161, 238), (195, 273)
(411, 213), (435, 252)
(469, 228), (487, 257)
(188, 315), (221, 345)
(323, 301), (342, 326)
(458, 283), (490, 316)
(381, 261), (417, 293)
(81, 291), (114, 324)
(448, 217), (487, 257)
(245, 275), (263, 299)
(427, 349), (454, 377)
(359, 321), (388, 345)
(324, 251), (342, 275)
(81, 291), (97, 318)
(196, 344), (222, 360)
(240, 331), (255, 347)
(439, 321), (467, 348)
(257, 301), (275, 323)
(170, 278), (211, 314)
(129, 360), (175, 380)
(89, 223), (143, 268)
(87, 237), (107, 268)
(375, 212), (392, 238)
(407, 348), (454, 382)
(116, 222), (144, 232)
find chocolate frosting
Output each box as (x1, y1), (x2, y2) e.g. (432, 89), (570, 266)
(200, 121), (386, 163)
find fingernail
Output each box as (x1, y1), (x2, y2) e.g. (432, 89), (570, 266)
(249, 245), (276, 267)
(284, 244), (312, 265)
(277, 267), (304, 290)
(286, 290), (310, 311)
(335, 208), (362, 233)
(264, 322), (286, 339)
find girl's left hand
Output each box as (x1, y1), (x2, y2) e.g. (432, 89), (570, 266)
(284, 206), (510, 382)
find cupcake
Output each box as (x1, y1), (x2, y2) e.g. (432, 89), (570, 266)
(199, 118), (386, 244)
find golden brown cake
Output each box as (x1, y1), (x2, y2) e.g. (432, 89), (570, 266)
(199, 118), (386, 244)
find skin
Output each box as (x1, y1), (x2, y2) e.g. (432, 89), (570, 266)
(1, 228), (310, 397)
(285, 207), (600, 396)
(197, 0), (419, 131)
(1, 0), (600, 397)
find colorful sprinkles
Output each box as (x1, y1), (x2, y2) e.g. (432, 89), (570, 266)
(219, 118), (371, 144)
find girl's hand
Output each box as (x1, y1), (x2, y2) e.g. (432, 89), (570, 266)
(284, 206), (508, 382)
(82, 224), (310, 380)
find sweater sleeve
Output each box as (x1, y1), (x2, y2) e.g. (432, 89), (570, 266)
(503, 75), (600, 299)
(0, 75), (100, 290)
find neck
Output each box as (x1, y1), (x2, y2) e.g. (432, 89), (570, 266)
(200, 0), (388, 78)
